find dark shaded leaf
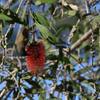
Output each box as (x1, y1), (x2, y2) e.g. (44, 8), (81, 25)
(0, 7), (26, 25)
(6, 79), (15, 89)
(46, 54), (58, 60)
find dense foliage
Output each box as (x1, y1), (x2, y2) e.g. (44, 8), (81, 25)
(0, 0), (100, 99)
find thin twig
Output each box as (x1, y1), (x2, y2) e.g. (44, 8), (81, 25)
(0, 88), (6, 98)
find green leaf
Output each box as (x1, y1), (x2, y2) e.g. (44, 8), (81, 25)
(46, 54), (58, 60)
(35, 13), (49, 26)
(41, 0), (56, 3)
(6, 79), (15, 89)
(47, 35), (58, 44)
(63, 56), (70, 64)
(67, 10), (77, 16)
(0, 7), (26, 25)
(91, 15), (100, 29)
(0, 13), (12, 21)
(6, 27), (13, 41)
(35, 22), (51, 39)
(39, 93), (46, 100)
(35, 0), (56, 5)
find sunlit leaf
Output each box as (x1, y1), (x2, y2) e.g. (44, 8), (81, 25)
(36, 0), (56, 4)
(68, 10), (77, 16)
(91, 15), (100, 28)
(35, 22), (51, 39)
(69, 4), (78, 11)
(35, 13), (50, 26)
(0, 13), (12, 21)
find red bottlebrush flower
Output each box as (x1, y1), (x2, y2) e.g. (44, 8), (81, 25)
(25, 41), (45, 74)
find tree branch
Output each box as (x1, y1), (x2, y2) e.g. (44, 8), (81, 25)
(64, 28), (98, 52)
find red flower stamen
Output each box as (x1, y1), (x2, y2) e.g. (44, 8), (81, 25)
(26, 41), (45, 74)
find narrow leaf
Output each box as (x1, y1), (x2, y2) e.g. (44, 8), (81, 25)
(0, 13), (12, 21)
(35, 22), (51, 39)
